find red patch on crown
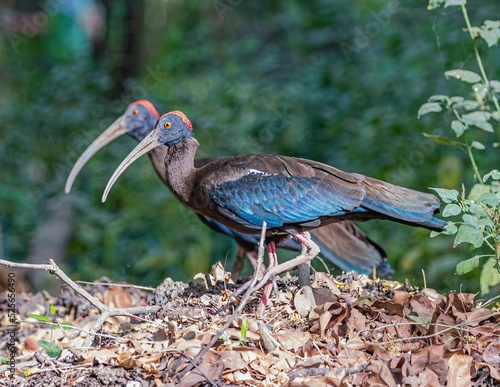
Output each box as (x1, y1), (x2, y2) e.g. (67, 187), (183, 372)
(129, 100), (159, 118)
(162, 110), (193, 131)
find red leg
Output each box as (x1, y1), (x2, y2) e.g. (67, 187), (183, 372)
(256, 241), (279, 316)
(267, 241), (278, 268)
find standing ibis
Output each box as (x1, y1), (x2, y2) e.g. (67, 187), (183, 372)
(102, 110), (445, 301)
(65, 100), (393, 278)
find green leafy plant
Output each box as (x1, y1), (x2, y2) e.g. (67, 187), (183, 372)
(218, 318), (249, 347)
(27, 305), (73, 358)
(420, 0), (500, 294)
(240, 318), (249, 342)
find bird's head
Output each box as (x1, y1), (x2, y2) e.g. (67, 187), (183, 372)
(64, 100), (159, 193)
(155, 110), (193, 147)
(123, 100), (160, 141)
(102, 110), (193, 202)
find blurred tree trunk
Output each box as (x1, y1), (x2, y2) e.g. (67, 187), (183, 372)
(26, 199), (74, 293)
(99, 0), (144, 95)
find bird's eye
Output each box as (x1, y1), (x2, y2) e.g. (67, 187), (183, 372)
(132, 109), (139, 116)
(164, 121), (172, 129)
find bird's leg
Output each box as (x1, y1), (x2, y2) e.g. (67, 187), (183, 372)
(256, 241), (278, 316)
(266, 241), (279, 291)
(297, 260), (316, 314)
(267, 242), (280, 294)
(253, 232), (320, 311)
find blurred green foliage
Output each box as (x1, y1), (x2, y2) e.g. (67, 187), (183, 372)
(1, 1), (499, 294)
(419, 1), (500, 295)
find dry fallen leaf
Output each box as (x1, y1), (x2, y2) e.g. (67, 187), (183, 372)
(105, 286), (133, 309)
(448, 354), (472, 387)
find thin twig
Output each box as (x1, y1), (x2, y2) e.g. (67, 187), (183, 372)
(483, 293), (500, 308)
(76, 281), (155, 291)
(183, 348), (219, 387)
(257, 320), (281, 352)
(0, 259), (159, 348)
(0, 360), (38, 374)
(174, 221), (268, 383)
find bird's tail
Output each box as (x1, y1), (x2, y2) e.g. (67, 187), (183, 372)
(311, 221), (393, 276)
(359, 176), (446, 232)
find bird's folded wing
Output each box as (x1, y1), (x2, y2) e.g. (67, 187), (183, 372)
(208, 172), (366, 229)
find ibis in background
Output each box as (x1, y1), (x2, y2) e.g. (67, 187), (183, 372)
(101, 110), (445, 303)
(65, 100), (393, 279)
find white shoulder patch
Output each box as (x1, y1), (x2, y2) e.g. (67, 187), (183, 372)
(247, 169), (274, 176)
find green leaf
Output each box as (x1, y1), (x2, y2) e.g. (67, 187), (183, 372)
(462, 111), (492, 121)
(484, 20), (500, 29)
(478, 27), (499, 47)
(451, 120), (467, 137)
(240, 318), (248, 340)
(469, 183), (491, 200)
(469, 203), (488, 217)
(37, 340), (61, 358)
(462, 111), (493, 132)
(444, 0), (466, 6)
(463, 214), (479, 228)
(429, 187), (459, 203)
(422, 133), (465, 150)
(449, 96), (464, 105)
(454, 224), (484, 248)
(453, 99), (480, 111)
(445, 69), (482, 83)
(471, 141), (485, 150)
(476, 216), (495, 229)
(27, 313), (51, 323)
(50, 305), (56, 316)
(490, 80), (500, 93)
(442, 203), (461, 217)
(473, 120), (493, 132)
(483, 169), (500, 181)
(428, 94), (448, 102)
(418, 102), (442, 118)
(480, 257), (500, 294)
(456, 255), (482, 275)
(478, 193), (500, 207)
(441, 222), (458, 235)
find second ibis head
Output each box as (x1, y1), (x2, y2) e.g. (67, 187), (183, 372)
(64, 100), (159, 193)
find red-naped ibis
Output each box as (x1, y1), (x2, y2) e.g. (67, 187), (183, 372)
(65, 100), (160, 193)
(101, 110), (445, 301)
(65, 100), (393, 279)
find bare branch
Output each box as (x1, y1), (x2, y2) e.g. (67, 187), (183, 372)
(0, 259), (159, 348)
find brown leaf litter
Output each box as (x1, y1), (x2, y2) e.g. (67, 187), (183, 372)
(0, 266), (499, 386)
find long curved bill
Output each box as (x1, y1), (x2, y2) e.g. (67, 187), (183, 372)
(102, 131), (161, 202)
(65, 116), (127, 193)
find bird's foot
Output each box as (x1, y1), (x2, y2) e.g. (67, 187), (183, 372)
(295, 261), (316, 316)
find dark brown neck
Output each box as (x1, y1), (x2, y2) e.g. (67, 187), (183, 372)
(147, 147), (168, 186)
(164, 138), (199, 203)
